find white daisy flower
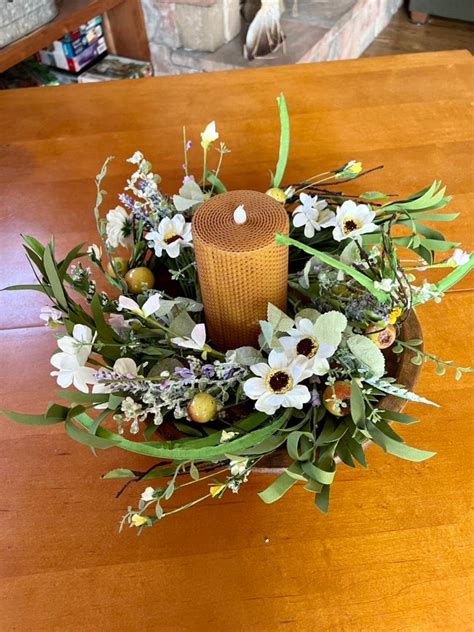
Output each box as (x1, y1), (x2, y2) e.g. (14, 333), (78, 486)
(171, 323), (206, 351)
(292, 193), (336, 238)
(146, 214), (192, 259)
(39, 306), (63, 328)
(57, 324), (96, 365)
(50, 353), (96, 393)
(279, 312), (347, 376)
(332, 200), (377, 242)
(173, 177), (207, 212)
(200, 121), (219, 149)
(243, 350), (312, 415)
(448, 248), (470, 267)
(117, 294), (161, 318)
(105, 205), (132, 249)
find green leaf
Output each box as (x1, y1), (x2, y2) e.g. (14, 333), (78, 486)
(206, 171), (227, 193)
(1, 284), (50, 294)
(435, 254), (474, 294)
(169, 310), (196, 338)
(378, 410), (419, 425)
(301, 460), (336, 485)
(21, 234), (45, 258)
(272, 93), (290, 188)
(314, 311), (347, 348)
(350, 379), (366, 426)
(360, 191), (390, 201)
(347, 335), (385, 379)
(416, 212), (459, 222)
(258, 470), (298, 504)
(345, 436), (367, 468)
(367, 421), (436, 462)
(56, 390), (110, 404)
(275, 235), (389, 302)
(1, 403), (69, 426)
(102, 468), (136, 479)
(43, 243), (68, 310)
(267, 303), (293, 332)
(68, 411), (288, 461)
(315, 485), (331, 513)
(58, 243), (86, 279)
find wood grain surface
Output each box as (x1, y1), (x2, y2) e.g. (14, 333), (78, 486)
(0, 51), (473, 631)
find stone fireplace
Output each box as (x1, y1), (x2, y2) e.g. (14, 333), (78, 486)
(141, 0), (403, 75)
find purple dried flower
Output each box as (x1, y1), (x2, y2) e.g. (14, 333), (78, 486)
(118, 193), (135, 210)
(310, 388), (321, 408)
(186, 140), (192, 151)
(201, 364), (216, 378)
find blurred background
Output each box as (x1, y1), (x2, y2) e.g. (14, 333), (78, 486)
(1, 0), (473, 88)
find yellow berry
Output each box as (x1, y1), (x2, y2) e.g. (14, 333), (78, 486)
(265, 187), (286, 203)
(187, 392), (218, 423)
(107, 257), (129, 278)
(124, 267), (155, 294)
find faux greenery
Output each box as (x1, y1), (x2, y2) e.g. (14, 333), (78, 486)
(3, 95), (473, 531)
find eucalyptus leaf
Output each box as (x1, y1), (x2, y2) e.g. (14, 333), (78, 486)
(347, 335), (385, 379)
(227, 346), (264, 366)
(314, 311), (347, 348)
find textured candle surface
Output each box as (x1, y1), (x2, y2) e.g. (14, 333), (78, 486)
(192, 190), (289, 350)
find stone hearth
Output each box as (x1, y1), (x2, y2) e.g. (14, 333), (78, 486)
(141, 0), (403, 75)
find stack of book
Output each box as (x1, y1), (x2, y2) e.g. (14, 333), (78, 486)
(35, 16), (107, 74)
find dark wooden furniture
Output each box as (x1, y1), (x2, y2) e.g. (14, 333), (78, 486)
(0, 0), (150, 74)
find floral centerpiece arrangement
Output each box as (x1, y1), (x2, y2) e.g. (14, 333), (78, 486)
(4, 95), (473, 531)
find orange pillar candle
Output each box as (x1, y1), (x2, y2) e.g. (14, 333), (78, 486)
(192, 190), (289, 350)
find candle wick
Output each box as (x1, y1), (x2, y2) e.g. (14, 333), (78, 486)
(233, 204), (247, 225)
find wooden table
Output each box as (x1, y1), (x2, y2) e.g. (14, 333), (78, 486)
(1, 50), (473, 631)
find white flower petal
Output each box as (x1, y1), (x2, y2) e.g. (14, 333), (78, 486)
(113, 358), (138, 375)
(192, 323), (206, 349)
(118, 296), (141, 315)
(243, 377), (267, 399)
(250, 362), (271, 377)
(142, 294), (161, 317)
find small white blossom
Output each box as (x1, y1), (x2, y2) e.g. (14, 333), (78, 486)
(200, 121), (219, 149)
(57, 324), (95, 365)
(448, 248), (470, 267)
(87, 244), (102, 261)
(117, 294), (161, 318)
(171, 323), (206, 351)
(292, 193), (336, 238)
(39, 306), (63, 328)
(220, 430), (238, 443)
(332, 200), (377, 242)
(127, 150), (144, 165)
(106, 206), (132, 249)
(374, 278), (394, 292)
(146, 214), (192, 258)
(50, 353), (96, 393)
(229, 456), (248, 477)
(140, 486), (155, 502)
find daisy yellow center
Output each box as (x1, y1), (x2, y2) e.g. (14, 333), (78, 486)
(266, 369), (294, 394)
(343, 218), (361, 235)
(164, 232), (181, 244)
(296, 337), (319, 359)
